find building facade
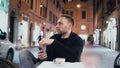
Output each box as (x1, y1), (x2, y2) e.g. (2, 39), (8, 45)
(2, 0), (95, 48)
(8, 0), (65, 48)
(64, 0), (94, 43)
(0, 0), (9, 34)
(94, 0), (120, 51)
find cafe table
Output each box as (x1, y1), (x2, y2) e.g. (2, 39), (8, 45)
(36, 61), (97, 68)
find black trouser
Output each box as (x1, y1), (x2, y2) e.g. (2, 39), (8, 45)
(19, 49), (41, 68)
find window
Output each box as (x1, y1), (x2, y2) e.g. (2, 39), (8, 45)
(53, 0), (56, 4)
(107, 0), (116, 13)
(55, 17), (58, 25)
(62, 8), (65, 14)
(63, 0), (66, 4)
(40, 5), (47, 17)
(81, 25), (86, 30)
(118, 0), (120, 5)
(49, 11), (52, 22)
(50, 0), (53, 2)
(43, 6), (47, 18)
(66, 10), (73, 17)
(56, 1), (60, 9)
(68, 0), (73, 2)
(62, 0), (73, 3)
(40, 6), (42, 16)
(53, 14), (55, 24)
(70, 11), (73, 17)
(18, 0), (21, 8)
(25, 0), (29, 3)
(30, 0), (33, 9)
(81, 10), (86, 19)
(80, 0), (88, 2)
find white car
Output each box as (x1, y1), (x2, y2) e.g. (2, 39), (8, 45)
(0, 29), (15, 61)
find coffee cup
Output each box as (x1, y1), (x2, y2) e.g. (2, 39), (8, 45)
(53, 58), (65, 65)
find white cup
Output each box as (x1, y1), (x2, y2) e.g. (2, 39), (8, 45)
(53, 58), (65, 65)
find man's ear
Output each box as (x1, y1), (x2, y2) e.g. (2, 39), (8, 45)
(67, 23), (72, 29)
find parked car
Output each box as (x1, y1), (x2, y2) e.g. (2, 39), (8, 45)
(0, 29), (15, 61)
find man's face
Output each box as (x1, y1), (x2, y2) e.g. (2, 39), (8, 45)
(56, 17), (71, 35)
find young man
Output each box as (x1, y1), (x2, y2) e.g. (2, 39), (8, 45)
(19, 15), (84, 68)
(38, 14), (83, 62)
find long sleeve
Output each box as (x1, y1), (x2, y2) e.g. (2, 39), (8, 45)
(46, 32), (84, 62)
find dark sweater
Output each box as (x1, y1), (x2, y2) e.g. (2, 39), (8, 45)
(46, 32), (84, 62)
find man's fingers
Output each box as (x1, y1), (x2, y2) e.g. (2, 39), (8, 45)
(38, 52), (47, 60)
(39, 55), (47, 60)
(39, 38), (54, 48)
(39, 40), (46, 48)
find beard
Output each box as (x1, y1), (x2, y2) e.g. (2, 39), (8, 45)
(57, 31), (67, 36)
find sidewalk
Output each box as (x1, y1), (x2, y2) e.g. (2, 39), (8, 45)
(81, 45), (119, 68)
(13, 44), (119, 68)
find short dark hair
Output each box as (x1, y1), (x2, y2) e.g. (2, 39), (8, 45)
(61, 14), (74, 26)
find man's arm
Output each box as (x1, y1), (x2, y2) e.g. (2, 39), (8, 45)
(47, 37), (84, 62)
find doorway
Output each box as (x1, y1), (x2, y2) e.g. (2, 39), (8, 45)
(9, 10), (16, 43)
(29, 23), (33, 47)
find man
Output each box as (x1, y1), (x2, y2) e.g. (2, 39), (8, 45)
(38, 14), (83, 62)
(19, 14), (83, 68)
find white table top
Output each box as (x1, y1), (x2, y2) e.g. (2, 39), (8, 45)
(36, 61), (97, 68)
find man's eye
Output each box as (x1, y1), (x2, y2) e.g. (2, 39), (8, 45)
(57, 22), (62, 25)
(59, 22), (63, 25)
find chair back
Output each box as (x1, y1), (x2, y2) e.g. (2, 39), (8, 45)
(114, 53), (120, 68)
(0, 57), (18, 68)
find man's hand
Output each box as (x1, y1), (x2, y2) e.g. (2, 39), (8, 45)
(38, 50), (47, 60)
(39, 38), (54, 48)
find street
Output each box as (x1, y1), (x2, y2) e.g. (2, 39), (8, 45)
(13, 45), (119, 68)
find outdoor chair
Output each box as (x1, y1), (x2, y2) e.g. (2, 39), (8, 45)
(114, 53), (120, 68)
(0, 57), (18, 68)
